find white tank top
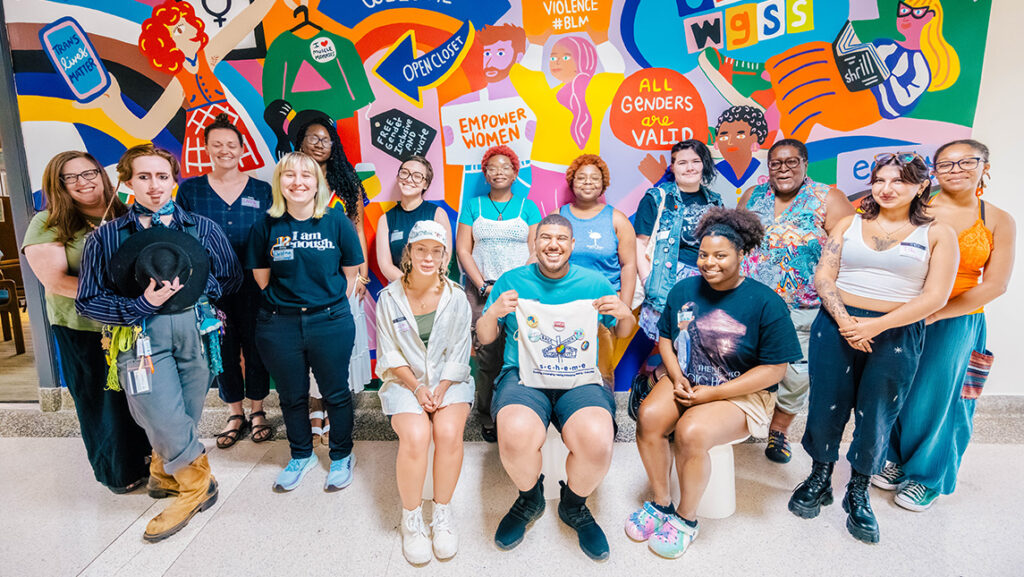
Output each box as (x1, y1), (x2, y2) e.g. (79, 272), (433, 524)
(835, 215), (931, 303)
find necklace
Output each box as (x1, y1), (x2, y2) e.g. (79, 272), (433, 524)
(875, 218), (912, 239)
(487, 194), (511, 221)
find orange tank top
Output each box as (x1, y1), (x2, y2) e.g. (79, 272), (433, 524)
(950, 200), (994, 312)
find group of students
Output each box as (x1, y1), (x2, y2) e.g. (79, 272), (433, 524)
(21, 123), (1014, 563)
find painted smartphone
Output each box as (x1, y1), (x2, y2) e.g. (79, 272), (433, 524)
(38, 17), (111, 103)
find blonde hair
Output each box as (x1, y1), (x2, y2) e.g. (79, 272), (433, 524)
(904, 0), (960, 91)
(399, 241), (449, 288)
(268, 152), (332, 219)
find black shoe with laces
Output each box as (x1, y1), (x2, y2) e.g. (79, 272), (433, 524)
(788, 460), (834, 519)
(494, 475), (546, 550)
(557, 481), (609, 561)
(843, 471), (880, 544)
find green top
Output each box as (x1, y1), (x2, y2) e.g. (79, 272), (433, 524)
(21, 210), (103, 332)
(414, 310), (436, 348)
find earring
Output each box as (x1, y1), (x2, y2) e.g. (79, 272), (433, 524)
(975, 175), (987, 197)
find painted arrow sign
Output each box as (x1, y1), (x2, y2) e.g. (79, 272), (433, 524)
(318, 0), (510, 30)
(374, 20), (475, 107)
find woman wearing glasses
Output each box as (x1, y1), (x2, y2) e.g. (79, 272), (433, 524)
(789, 152), (957, 544)
(558, 154), (637, 383)
(22, 152), (151, 493)
(738, 139), (854, 464)
(877, 140), (1015, 511)
(456, 144), (541, 442)
(376, 156), (452, 283)
(293, 112), (372, 442)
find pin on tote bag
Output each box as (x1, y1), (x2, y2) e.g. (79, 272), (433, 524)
(515, 299), (601, 390)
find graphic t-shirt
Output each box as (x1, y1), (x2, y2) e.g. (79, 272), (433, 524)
(658, 276), (801, 391)
(485, 264), (616, 375)
(633, 186), (717, 266)
(245, 208), (363, 310)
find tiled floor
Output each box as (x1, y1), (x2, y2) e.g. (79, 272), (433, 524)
(2, 438), (1021, 577)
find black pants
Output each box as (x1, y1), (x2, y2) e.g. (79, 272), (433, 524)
(52, 325), (151, 488)
(467, 287), (505, 428)
(256, 304), (355, 461)
(803, 307), (925, 476)
(216, 275), (269, 403)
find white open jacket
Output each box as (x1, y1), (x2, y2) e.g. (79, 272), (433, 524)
(375, 277), (474, 413)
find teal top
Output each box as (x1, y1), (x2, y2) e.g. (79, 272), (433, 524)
(457, 193), (541, 226)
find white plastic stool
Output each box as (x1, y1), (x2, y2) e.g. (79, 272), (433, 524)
(669, 436), (748, 519)
(540, 424), (569, 500)
(422, 440), (435, 501)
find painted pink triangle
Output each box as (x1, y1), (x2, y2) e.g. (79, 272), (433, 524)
(292, 60), (331, 93)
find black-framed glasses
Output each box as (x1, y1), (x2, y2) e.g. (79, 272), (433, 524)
(898, 2), (934, 19)
(398, 168), (427, 185)
(768, 157), (802, 170)
(303, 134), (332, 148)
(934, 157), (982, 173)
(874, 151), (925, 165)
(60, 169), (102, 184)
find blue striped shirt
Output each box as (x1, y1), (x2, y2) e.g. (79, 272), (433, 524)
(76, 203), (242, 326)
(175, 175), (272, 261)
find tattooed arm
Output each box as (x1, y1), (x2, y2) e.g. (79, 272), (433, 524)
(814, 216), (870, 351)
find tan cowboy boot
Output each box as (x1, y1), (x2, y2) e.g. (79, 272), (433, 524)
(143, 453), (219, 542)
(146, 451), (179, 499)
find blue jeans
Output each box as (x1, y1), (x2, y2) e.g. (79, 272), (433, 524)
(256, 304), (355, 461)
(802, 307), (924, 476)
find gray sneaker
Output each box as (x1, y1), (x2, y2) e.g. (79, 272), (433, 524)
(870, 462), (905, 491)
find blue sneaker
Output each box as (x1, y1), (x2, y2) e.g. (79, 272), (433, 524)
(325, 454), (356, 492)
(273, 455), (319, 492)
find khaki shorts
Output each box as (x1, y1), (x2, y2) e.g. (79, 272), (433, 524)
(727, 389), (776, 439)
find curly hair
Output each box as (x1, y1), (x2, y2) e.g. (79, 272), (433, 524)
(203, 113), (243, 146)
(41, 151), (126, 245)
(715, 105), (768, 144)
(293, 118), (366, 222)
(861, 154), (933, 226)
(564, 154), (610, 192)
(694, 207), (764, 253)
(768, 138), (808, 162)
(481, 145), (520, 174)
(138, 1), (208, 74)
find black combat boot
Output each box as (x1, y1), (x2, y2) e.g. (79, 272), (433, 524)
(843, 471), (880, 543)
(788, 460), (834, 519)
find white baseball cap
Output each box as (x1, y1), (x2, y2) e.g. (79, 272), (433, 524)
(407, 219), (447, 247)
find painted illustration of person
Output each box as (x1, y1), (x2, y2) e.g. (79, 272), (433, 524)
(441, 24), (535, 209)
(708, 106), (770, 207)
(699, 0), (960, 141)
(84, 0), (277, 177)
(510, 28), (625, 216)
(685, 308), (747, 386)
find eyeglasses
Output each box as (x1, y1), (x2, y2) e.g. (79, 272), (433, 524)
(398, 168), (427, 185)
(60, 169), (102, 185)
(934, 157), (982, 173)
(768, 157), (803, 170)
(485, 164), (515, 175)
(898, 2), (934, 19)
(874, 151), (925, 165)
(303, 134), (332, 148)
(573, 174), (603, 184)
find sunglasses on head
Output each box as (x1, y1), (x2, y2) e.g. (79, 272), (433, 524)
(874, 151), (925, 166)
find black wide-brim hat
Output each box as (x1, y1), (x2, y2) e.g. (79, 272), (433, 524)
(108, 227), (210, 313)
(288, 108), (335, 150)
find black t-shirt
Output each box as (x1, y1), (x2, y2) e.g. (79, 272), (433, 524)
(657, 276), (801, 391)
(633, 186), (718, 266)
(245, 208), (364, 309)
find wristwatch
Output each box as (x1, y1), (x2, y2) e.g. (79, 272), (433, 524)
(479, 280), (494, 298)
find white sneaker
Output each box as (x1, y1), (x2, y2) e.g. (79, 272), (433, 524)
(401, 507), (432, 565)
(431, 501), (459, 559)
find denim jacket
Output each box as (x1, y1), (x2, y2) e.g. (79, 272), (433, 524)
(641, 181), (723, 312)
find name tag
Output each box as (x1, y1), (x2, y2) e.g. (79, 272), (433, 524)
(899, 242), (927, 261)
(391, 230), (404, 242)
(657, 229), (671, 240)
(241, 196), (260, 209)
(272, 248), (294, 261)
(125, 359), (151, 395)
(394, 315), (411, 332)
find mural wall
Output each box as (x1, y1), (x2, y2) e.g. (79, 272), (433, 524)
(4, 0), (993, 387)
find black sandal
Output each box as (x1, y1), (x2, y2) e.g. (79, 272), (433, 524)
(250, 410), (274, 443)
(216, 414), (249, 449)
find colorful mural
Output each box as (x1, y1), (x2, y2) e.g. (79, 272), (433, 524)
(4, 0), (993, 388)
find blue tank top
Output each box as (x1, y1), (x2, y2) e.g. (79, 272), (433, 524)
(385, 200), (439, 265)
(559, 204), (621, 290)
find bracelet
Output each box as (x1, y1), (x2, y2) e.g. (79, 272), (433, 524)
(356, 273), (370, 285)
(412, 384), (426, 396)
